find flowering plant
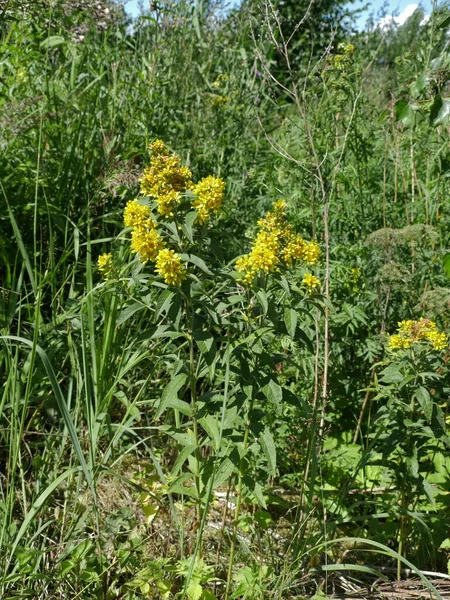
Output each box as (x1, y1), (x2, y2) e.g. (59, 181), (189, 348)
(96, 141), (323, 593)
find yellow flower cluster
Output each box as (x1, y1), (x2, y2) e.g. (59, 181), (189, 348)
(121, 140), (226, 285)
(98, 253), (114, 279)
(236, 201), (320, 285)
(192, 175), (225, 224)
(302, 273), (321, 291)
(124, 198), (152, 229)
(155, 249), (186, 286)
(388, 318), (447, 351)
(131, 227), (165, 262)
(139, 139), (193, 217)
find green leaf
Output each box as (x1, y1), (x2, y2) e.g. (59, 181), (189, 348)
(431, 95), (450, 127)
(117, 302), (145, 326)
(40, 35), (66, 48)
(0, 337), (92, 490)
(199, 415), (220, 449)
(156, 374), (188, 418)
(414, 386), (432, 422)
(213, 457), (235, 489)
(260, 428), (277, 476)
(187, 254), (213, 275)
(155, 289), (175, 320)
(263, 379), (283, 406)
(183, 211), (197, 243)
(380, 364), (403, 384)
(443, 253), (450, 278)
(422, 479), (436, 505)
(143, 502), (159, 524)
(410, 74), (429, 98)
(256, 289), (268, 315)
(171, 445), (196, 476)
(254, 510), (273, 529)
(395, 99), (419, 129)
(187, 581), (203, 600)
(438, 12), (450, 29)
(194, 331), (217, 368)
(284, 308), (297, 339)
(164, 398), (192, 416)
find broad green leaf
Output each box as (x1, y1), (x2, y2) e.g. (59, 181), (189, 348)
(168, 473), (197, 497)
(194, 331), (217, 367)
(155, 289), (175, 320)
(213, 457), (235, 489)
(156, 373), (188, 418)
(164, 398), (192, 416)
(414, 386), (432, 422)
(395, 99), (422, 129)
(410, 73), (429, 98)
(199, 415), (220, 449)
(187, 253), (213, 275)
(256, 289), (268, 315)
(284, 307), (297, 339)
(422, 479), (436, 505)
(438, 12), (450, 29)
(260, 428), (277, 476)
(171, 445), (196, 476)
(380, 364), (403, 384)
(187, 581), (203, 600)
(183, 211), (197, 243)
(143, 502), (159, 524)
(263, 379), (283, 406)
(157, 579), (172, 599)
(443, 252), (450, 278)
(40, 35), (65, 48)
(431, 95), (450, 127)
(117, 302), (145, 325)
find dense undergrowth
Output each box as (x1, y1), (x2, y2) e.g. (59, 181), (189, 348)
(1, 0), (450, 598)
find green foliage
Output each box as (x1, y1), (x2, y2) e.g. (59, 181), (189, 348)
(2, 0), (450, 598)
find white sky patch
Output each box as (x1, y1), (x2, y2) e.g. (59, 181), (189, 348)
(377, 3), (429, 28)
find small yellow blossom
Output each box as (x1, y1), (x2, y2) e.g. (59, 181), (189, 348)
(302, 273), (320, 291)
(192, 175), (225, 223)
(155, 249), (186, 286)
(131, 228), (165, 262)
(236, 200), (321, 285)
(388, 334), (411, 350)
(302, 241), (321, 265)
(388, 318), (447, 351)
(427, 331), (447, 350)
(124, 199), (152, 229)
(149, 139), (169, 156)
(282, 237), (305, 266)
(98, 253), (114, 279)
(139, 140), (192, 218)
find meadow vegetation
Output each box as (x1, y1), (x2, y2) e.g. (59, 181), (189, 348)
(1, 0), (450, 598)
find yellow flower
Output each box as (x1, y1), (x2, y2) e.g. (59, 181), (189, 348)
(427, 331), (447, 350)
(139, 140), (192, 218)
(236, 200), (321, 285)
(98, 253), (114, 279)
(131, 227), (165, 262)
(302, 273), (320, 291)
(192, 175), (225, 223)
(282, 236), (305, 266)
(388, 318), (447, 351)
(155, 249), (186, 286)
(388, 334), (411, 350)
(302, 241), (321, 265)
(124, 199), (152, 229)
(149, 139), (169, 156)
